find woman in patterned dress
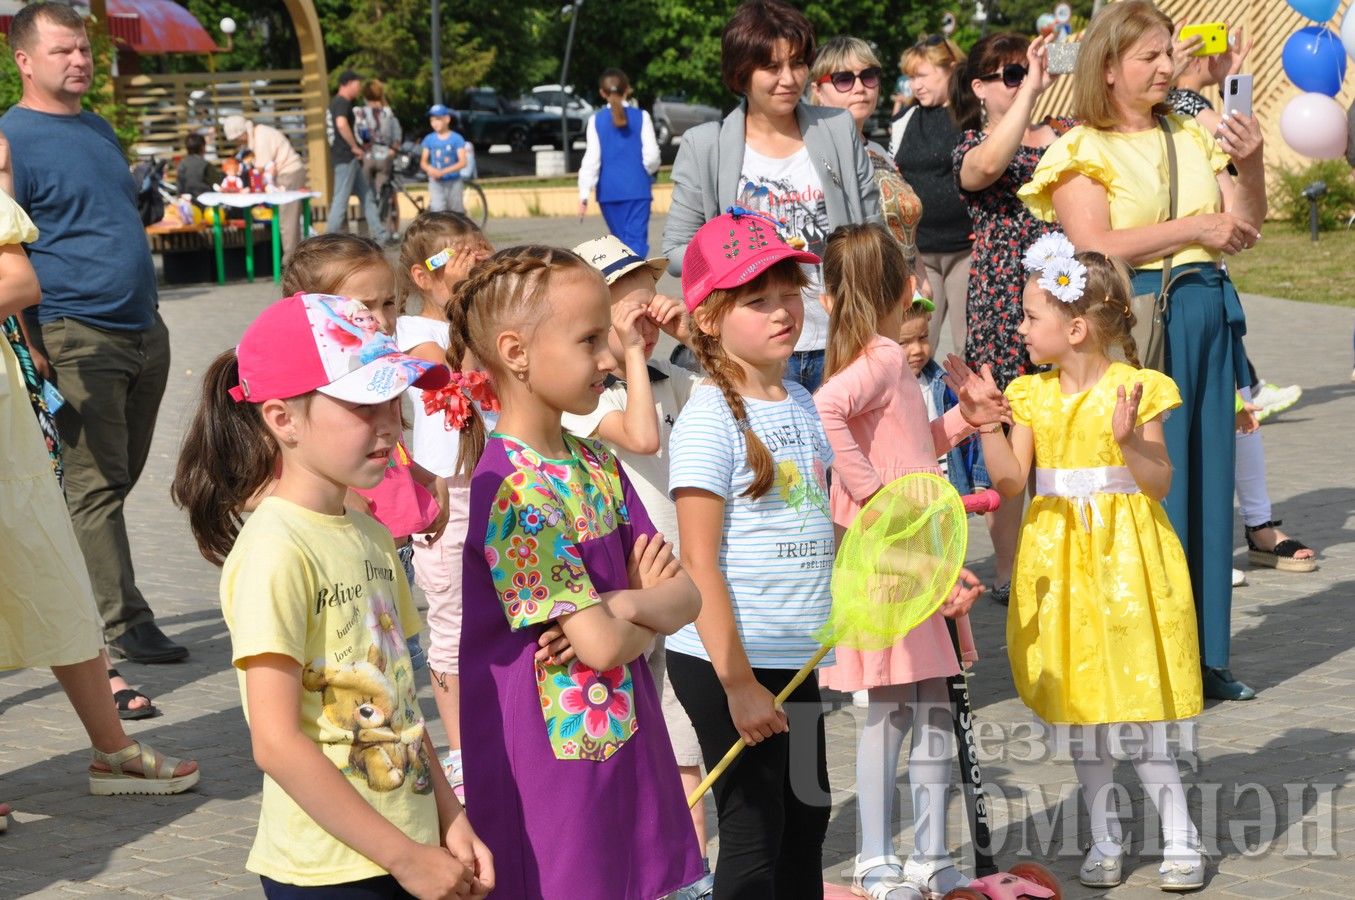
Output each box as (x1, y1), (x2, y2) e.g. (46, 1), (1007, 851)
(950, 32), (1069, 604)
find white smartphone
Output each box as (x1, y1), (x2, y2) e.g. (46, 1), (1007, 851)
(1222, 74), (1253, 119)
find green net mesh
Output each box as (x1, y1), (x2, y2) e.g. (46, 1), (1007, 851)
(816, 472), (968, 652)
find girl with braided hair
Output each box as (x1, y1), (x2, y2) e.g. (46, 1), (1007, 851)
(972, 235), (1205, 891)
(664, 210), (836, 896)
(450, 245), (705, 898)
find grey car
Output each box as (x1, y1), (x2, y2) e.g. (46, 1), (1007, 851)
(651, 94), (722, 147)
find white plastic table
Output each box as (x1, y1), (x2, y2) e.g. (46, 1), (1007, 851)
(195, 190), (320, 283)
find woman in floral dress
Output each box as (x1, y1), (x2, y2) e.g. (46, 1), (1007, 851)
(950, 32), (1070, 604)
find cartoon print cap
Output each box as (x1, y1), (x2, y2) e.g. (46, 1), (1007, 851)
(572, 234), (667, 285)
(228, 293), (450, 404)
(680, 208), (820, 313)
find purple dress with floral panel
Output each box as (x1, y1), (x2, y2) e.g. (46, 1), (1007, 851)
(460, 433), (703, 899)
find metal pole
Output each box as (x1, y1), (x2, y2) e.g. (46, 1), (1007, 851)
(431, 0), (443, 107)
(559, 0), (580, 171)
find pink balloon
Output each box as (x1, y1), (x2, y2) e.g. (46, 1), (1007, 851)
(1279, 92), (1349, 159)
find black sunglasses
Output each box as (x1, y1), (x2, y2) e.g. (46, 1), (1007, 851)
(914, 34), (958, 60)
(816, 66), (883, 93)
(976, 62), (1028, 88)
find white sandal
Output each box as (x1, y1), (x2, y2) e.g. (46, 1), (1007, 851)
(89, 741), (200, 796)
(902, 857), (971, 899)
(852, 855), (923, 900)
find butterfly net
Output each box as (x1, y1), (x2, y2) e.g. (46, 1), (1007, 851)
(816, 472), (968, 652)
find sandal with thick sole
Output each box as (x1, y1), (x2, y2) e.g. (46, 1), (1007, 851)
(108, 667), (158, 721)
(89, 741), (200, 796)
(1245, 520), (1318, 573)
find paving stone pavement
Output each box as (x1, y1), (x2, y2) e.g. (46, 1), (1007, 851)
(1, 214), (1352, 899)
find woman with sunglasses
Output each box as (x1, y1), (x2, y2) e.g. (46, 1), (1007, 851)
(950, 33), (1071, 606)
(888, 34), (971, 358)
(809, 37), (924, 279)
(662, 0), (880, 394)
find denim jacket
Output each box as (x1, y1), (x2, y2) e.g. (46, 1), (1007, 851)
(918, 360), (990, 497)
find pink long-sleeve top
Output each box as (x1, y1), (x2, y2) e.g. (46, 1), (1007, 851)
(814, 335), (974, 526)
(814, 334), (979, 676)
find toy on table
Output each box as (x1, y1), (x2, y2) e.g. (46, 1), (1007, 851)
(217, 157), (245, 193)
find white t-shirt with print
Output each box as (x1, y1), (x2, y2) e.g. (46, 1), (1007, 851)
(667, 381), (835, 669)
(561, 357), (702, 546)
(396, 315), (459, 478)
(736, 145), (830, 353)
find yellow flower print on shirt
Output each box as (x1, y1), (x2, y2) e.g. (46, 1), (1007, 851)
(776, 458), (829, 528)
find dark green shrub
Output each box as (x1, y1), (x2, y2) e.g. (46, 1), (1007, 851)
(1273, 159), (1355, 232)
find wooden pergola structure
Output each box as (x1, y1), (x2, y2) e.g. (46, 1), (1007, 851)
(89, 0), (332, 195)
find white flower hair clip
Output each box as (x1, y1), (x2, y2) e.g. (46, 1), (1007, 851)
(1022, 232), (1077, 274)
(1039, 256), (1088, 304)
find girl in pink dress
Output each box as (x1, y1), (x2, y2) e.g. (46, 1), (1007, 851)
(814, 223), (1008, 900)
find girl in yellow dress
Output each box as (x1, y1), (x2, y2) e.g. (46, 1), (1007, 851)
(970, 233), (1204, 892)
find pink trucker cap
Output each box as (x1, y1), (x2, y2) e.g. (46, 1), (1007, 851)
(228, 293), (450, 404)
(680, 208), (821, 312)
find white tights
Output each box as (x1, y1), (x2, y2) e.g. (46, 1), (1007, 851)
(857, 678), (955, 864)
(1235, 385), (1271, 527)
(1069, 722), (1200, 861)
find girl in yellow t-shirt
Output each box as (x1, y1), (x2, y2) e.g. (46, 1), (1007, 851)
(173, 293), (492, 898)
(972, 235), (1204, 892)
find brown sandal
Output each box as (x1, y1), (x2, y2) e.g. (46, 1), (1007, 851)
(1245, 520), (1318, 573)
(88, 741), (200, 796)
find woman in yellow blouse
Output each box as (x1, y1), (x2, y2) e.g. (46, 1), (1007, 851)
(1018, 0), (1265, 703)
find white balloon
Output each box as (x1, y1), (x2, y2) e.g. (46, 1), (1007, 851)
(1279, 92), (1349, 159)
(1342, 5), (1355, 62)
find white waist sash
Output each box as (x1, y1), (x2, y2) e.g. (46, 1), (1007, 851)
(1034, 466), (1140, 531)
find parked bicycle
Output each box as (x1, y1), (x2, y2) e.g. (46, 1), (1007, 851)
(378, 141), (489, 233)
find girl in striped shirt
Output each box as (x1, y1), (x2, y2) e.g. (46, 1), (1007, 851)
(667, 210), (835, 897)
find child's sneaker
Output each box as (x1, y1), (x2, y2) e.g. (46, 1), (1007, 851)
(442, 750), (465, 804)
(1251, 382), (1301, 422)
(1079, 839), (1125, 888)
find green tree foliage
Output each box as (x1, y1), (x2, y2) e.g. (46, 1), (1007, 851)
(329, 0), (497, 127)
(568, 0), (1060, 112)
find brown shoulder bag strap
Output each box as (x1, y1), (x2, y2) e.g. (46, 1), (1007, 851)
(1157, 115), (1178, 299)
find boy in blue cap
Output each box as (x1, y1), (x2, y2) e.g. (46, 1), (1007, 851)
(420, 104), (469, 213)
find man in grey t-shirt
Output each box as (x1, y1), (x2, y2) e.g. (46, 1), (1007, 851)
(325, 70), (390, 243)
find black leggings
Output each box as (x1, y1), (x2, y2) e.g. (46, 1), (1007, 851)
(667, 651), (831, 900)
(260, 874), (412, 898)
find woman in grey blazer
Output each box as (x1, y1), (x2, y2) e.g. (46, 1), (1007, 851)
(662, 0), (880, 393)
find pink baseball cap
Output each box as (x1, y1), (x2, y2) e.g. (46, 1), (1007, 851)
(680, 208), (821, 312)
(228, 293), (450, 404)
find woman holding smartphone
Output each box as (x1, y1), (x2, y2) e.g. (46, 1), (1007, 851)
(1019, 0), (1267, 704)
(1168, 24), (1318, 583)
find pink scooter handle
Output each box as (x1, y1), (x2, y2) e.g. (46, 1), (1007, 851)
(962, 488), (1001, 515)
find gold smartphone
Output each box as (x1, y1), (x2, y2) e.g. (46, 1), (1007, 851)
(1180, 22), (1228, 57)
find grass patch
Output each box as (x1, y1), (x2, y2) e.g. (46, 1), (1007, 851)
(1228, 225), (1355, 308)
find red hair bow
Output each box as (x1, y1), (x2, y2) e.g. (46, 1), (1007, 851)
(422, 370), (500, 431)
